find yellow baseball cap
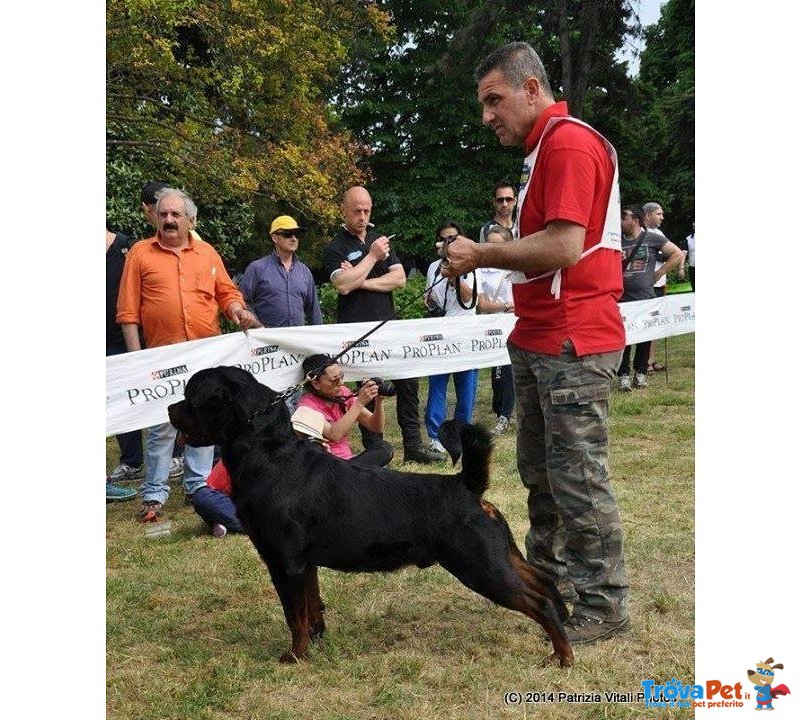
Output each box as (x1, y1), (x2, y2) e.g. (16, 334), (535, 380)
(270, 215), (305, 234)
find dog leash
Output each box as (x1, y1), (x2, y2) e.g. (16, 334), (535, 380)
(268, 263), (453, 407)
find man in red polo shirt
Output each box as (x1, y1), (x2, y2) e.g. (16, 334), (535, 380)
(441, 42), (629, 645)
(117, 187), (259, 522)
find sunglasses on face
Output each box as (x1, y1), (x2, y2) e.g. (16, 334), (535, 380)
(495, 196), (515, 203)
(439, 234), (458, 242)
(275, 230), (300, 238)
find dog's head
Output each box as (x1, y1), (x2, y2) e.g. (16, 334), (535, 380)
(168, 366), (293, 448)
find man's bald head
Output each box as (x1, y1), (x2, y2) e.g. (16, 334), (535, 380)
(341, 186), (373, 239)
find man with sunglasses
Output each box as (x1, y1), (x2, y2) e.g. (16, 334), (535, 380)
(239, 215), (322, 329)
(478, 180), (517, 244)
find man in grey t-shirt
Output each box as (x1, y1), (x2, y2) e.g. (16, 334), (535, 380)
(617, 205), (683, 390)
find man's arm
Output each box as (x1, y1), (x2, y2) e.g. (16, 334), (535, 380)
(121, 324), (142, 351)
(653, 241), (683, 283)
(677, 250), (687, 280)
(330, 235), (393, 295)
(440, 220), (585, 277)
(361, 264), (406, 293)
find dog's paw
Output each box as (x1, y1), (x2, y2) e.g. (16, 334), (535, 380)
(279, 650), (301, 664)
(544, 649), (575, 668)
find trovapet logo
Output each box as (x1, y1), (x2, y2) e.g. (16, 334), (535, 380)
(640, 678), (743, 710)
(641, 658), (791, 711)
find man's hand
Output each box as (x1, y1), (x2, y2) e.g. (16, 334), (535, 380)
(231, 307), (261, 330)
(368, 235), (392, 262)
(438, 235), (479, 278)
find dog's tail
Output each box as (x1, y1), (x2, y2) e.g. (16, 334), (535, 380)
(439, 419), (492, 497)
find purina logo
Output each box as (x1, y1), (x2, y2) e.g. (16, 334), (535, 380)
(649, 309), (660, 317)
(681, 305), (691, 312)
(343, 339), (370, 349)
(485, 328), (503, 337)
(421, 334), (443, 342)
(251, 345), (279, 357)
(150, 364), (188, 381)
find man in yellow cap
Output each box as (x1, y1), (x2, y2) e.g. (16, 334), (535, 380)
(239, 215), (323, 328)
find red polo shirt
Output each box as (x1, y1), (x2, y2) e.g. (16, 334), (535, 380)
(509, 101), (625, 356)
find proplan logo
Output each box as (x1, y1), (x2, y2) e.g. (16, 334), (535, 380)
(343, 339), (370, 350)
(251, 345), (279, 356)
(150, 364), (188, 381)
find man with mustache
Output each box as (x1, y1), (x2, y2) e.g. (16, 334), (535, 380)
(117, 187), (259, 522)
(106, 181), (185, 489)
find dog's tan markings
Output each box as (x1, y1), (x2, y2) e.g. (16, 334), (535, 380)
(479, 499), (498, 519)
(504, 548), (575, 667)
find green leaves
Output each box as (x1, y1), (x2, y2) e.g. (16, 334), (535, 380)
(107, 0), (391, 251)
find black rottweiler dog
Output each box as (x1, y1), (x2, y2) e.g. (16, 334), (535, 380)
(168, 366), (574, 667)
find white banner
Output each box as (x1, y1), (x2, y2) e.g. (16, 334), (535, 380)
(106, 293), (694, 436)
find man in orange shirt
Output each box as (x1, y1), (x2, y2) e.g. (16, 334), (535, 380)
(117, 187), (259, 522)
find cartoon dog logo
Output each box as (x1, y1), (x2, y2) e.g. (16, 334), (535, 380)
(747, 658), (791, 711)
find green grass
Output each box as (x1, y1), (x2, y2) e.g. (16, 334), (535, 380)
(107, 333), (695, 720)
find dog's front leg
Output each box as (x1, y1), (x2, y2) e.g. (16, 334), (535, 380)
(269, 566), (312, 663)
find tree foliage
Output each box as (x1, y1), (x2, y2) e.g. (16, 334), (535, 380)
(332, 0), (637, 265)
(106, 0), (391, 264)
(628, 0), (695, 241)
(106, 0), (694, 270)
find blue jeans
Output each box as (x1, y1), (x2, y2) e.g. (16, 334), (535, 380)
(140, 422), (213, 504)
(424, 369), (478, 440)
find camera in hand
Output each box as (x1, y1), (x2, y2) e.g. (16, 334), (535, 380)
(369, 377), (397, 397)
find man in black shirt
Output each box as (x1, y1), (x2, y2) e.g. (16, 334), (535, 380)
(323, 186), (446, 464)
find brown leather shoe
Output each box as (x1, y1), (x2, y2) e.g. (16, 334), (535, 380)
(565, 614), (630, 645)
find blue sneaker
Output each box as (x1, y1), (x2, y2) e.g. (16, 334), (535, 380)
(106, 482), (137, 502)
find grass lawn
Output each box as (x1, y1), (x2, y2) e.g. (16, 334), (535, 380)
(107, 332), (695, 720)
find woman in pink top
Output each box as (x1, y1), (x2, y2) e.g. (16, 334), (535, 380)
(297, 354), (394, 467)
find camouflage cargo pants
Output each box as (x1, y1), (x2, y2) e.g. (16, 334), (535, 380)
(508, 339), (629, 622)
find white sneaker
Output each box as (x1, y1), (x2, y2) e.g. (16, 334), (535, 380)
(491, 415), (510, 435)
(618, 375), (632, 392)
(107, 463), (143, 483)
(169, 456), (184, 478)
(429, 439), (447, 455)
(633, 372), (648, 389)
